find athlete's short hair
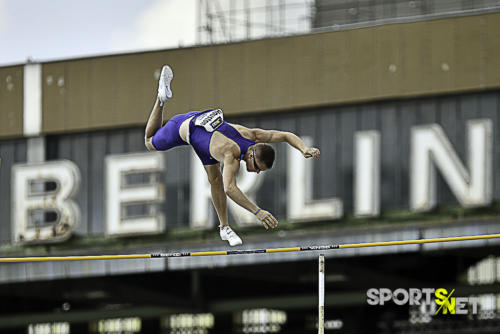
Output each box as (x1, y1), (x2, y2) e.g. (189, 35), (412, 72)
(255, 143), (275, 169)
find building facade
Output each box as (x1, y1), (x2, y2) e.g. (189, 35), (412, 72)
(1, 5), (500, 334)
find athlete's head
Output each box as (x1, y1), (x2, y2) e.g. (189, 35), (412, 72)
(246, 143), (275, 173)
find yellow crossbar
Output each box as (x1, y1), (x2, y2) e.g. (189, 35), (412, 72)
(0, 233), (499, 263)
(0, 254), (151, 263)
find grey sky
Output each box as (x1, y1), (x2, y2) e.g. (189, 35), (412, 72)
(0, 0), (196, 66)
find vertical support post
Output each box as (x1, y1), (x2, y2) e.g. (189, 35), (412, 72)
(318, 254), (325, 334)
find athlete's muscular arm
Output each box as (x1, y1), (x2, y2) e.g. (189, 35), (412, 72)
(222, 156), (258, 212)
(222, 154), (278, 229)
(251, 128), (320, 158)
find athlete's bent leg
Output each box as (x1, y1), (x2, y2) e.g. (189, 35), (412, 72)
(145, 98), (164, 150)
(145, 65), (174, 150)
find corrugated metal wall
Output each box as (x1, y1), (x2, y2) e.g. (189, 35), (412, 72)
(0, 90), (498, 244)
(313, 0), (500, 27)
(0, 139), (27, 243)
(44, 126), (194, 236)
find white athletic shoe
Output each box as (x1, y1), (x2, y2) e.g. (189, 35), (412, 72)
(158, 65), (173, 105)
(220, 226), (243, 246)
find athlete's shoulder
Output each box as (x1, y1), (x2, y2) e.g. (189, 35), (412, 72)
(228, 123), (256, 141)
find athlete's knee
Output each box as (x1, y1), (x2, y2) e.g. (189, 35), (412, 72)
(207, 171), (222, 186)
(144, 137), (156, 151)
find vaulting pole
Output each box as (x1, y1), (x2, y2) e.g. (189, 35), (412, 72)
(1, 233), (500, 263)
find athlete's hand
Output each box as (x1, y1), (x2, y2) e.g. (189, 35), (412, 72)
(256, 209), (278, 230)
(303, 147), (320, 158)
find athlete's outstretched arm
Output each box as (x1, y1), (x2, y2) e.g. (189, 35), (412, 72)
(252, 128), (320, 158)
(222, 155), (278, 229)
(204, 164), (229, 227)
